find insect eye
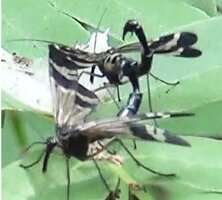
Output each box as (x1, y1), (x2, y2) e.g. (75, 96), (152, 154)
(107, 48), (113, 54)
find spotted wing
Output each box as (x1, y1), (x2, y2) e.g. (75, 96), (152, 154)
(49, 42), (103, 68)
(115, 32), (201, 57)
(78, 112), (192, 146)
(49, 44), (99, 128)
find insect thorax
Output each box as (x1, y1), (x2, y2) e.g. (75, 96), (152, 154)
(56, 127), (89, 161)
(99, 53), (124, 83)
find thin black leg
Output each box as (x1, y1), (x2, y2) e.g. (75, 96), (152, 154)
(146, 74), (153, 112)
(94, 83), (113, 92)
(105, 178), (121, 200)
(114, 178), (121, 193)
(90, 65), (96, 83)
(128, 188), (139, 200)
(93, 159), (111, 192)
(146, 74), (158, 128)
(99, 141), (117, 155)
(66, 158), (70, 200)
(77, 70), (122, 105)
(132, 140), (137, 150)
(115, 139), (175, 177)
(77, 70), (104, 81)
(93, 80), (129, 92)
(20, 150), (45, 169)
(116, 85), (121, 102)
(150, 73), (180, 86)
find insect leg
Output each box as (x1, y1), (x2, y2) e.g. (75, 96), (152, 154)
(116, 85), (121, 102)
(97, 82), (122, 106)
(77, 69), (121, 105)
(146, 74), (158, 129)
(114, 139), (176, 177)
(150, 73), (180, 86)
(93, 159), (112, 192)
(97, 140), (117, 156)
(42, 138), (57, 173)
(128, 187), (140, 200)
(146, 74), (154, 113)
(77, 70), (105, 81)
(78, 69), (123, 103)
(66, 158), (70, 200)
(105, 178), (121, 200)
(90, 65), (96, 83)
(94, 80), (129, 92)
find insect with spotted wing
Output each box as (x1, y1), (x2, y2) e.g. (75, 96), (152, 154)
(11, 18), (202, 114)
(19, 42), (193, 200)
(55, 11), (201, 110)
(50, 20), (202, 117)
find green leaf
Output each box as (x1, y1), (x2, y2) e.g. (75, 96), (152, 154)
(216, 0), (222, 14)
(3, 112), (222, 200)
(3, 0), (208, 57)
(175, 0), (218, 16)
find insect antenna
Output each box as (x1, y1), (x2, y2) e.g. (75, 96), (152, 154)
(19, 141), (46, 169)
(93, 7), (108, 53)
(7, 38), (65, 46)
(21, 141), (46, 153)
(90, 6), (108, 83)
(48, 1), (94, 32)
(50, 4), (122, 104)
(49, 3), (123, 104)
(20, 150), (45, 169)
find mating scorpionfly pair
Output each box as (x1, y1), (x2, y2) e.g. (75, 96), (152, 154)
(19, 18), (201, 200)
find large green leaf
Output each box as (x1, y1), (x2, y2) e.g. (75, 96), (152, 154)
(175, 0), (218, 16)
(3, 0), (208, 57)
(2, 111), (222, 200)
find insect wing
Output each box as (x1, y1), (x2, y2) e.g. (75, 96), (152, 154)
(78, 112), (191, 146)
(115, 32), (201, 57)
(48, 44), (99, 127)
